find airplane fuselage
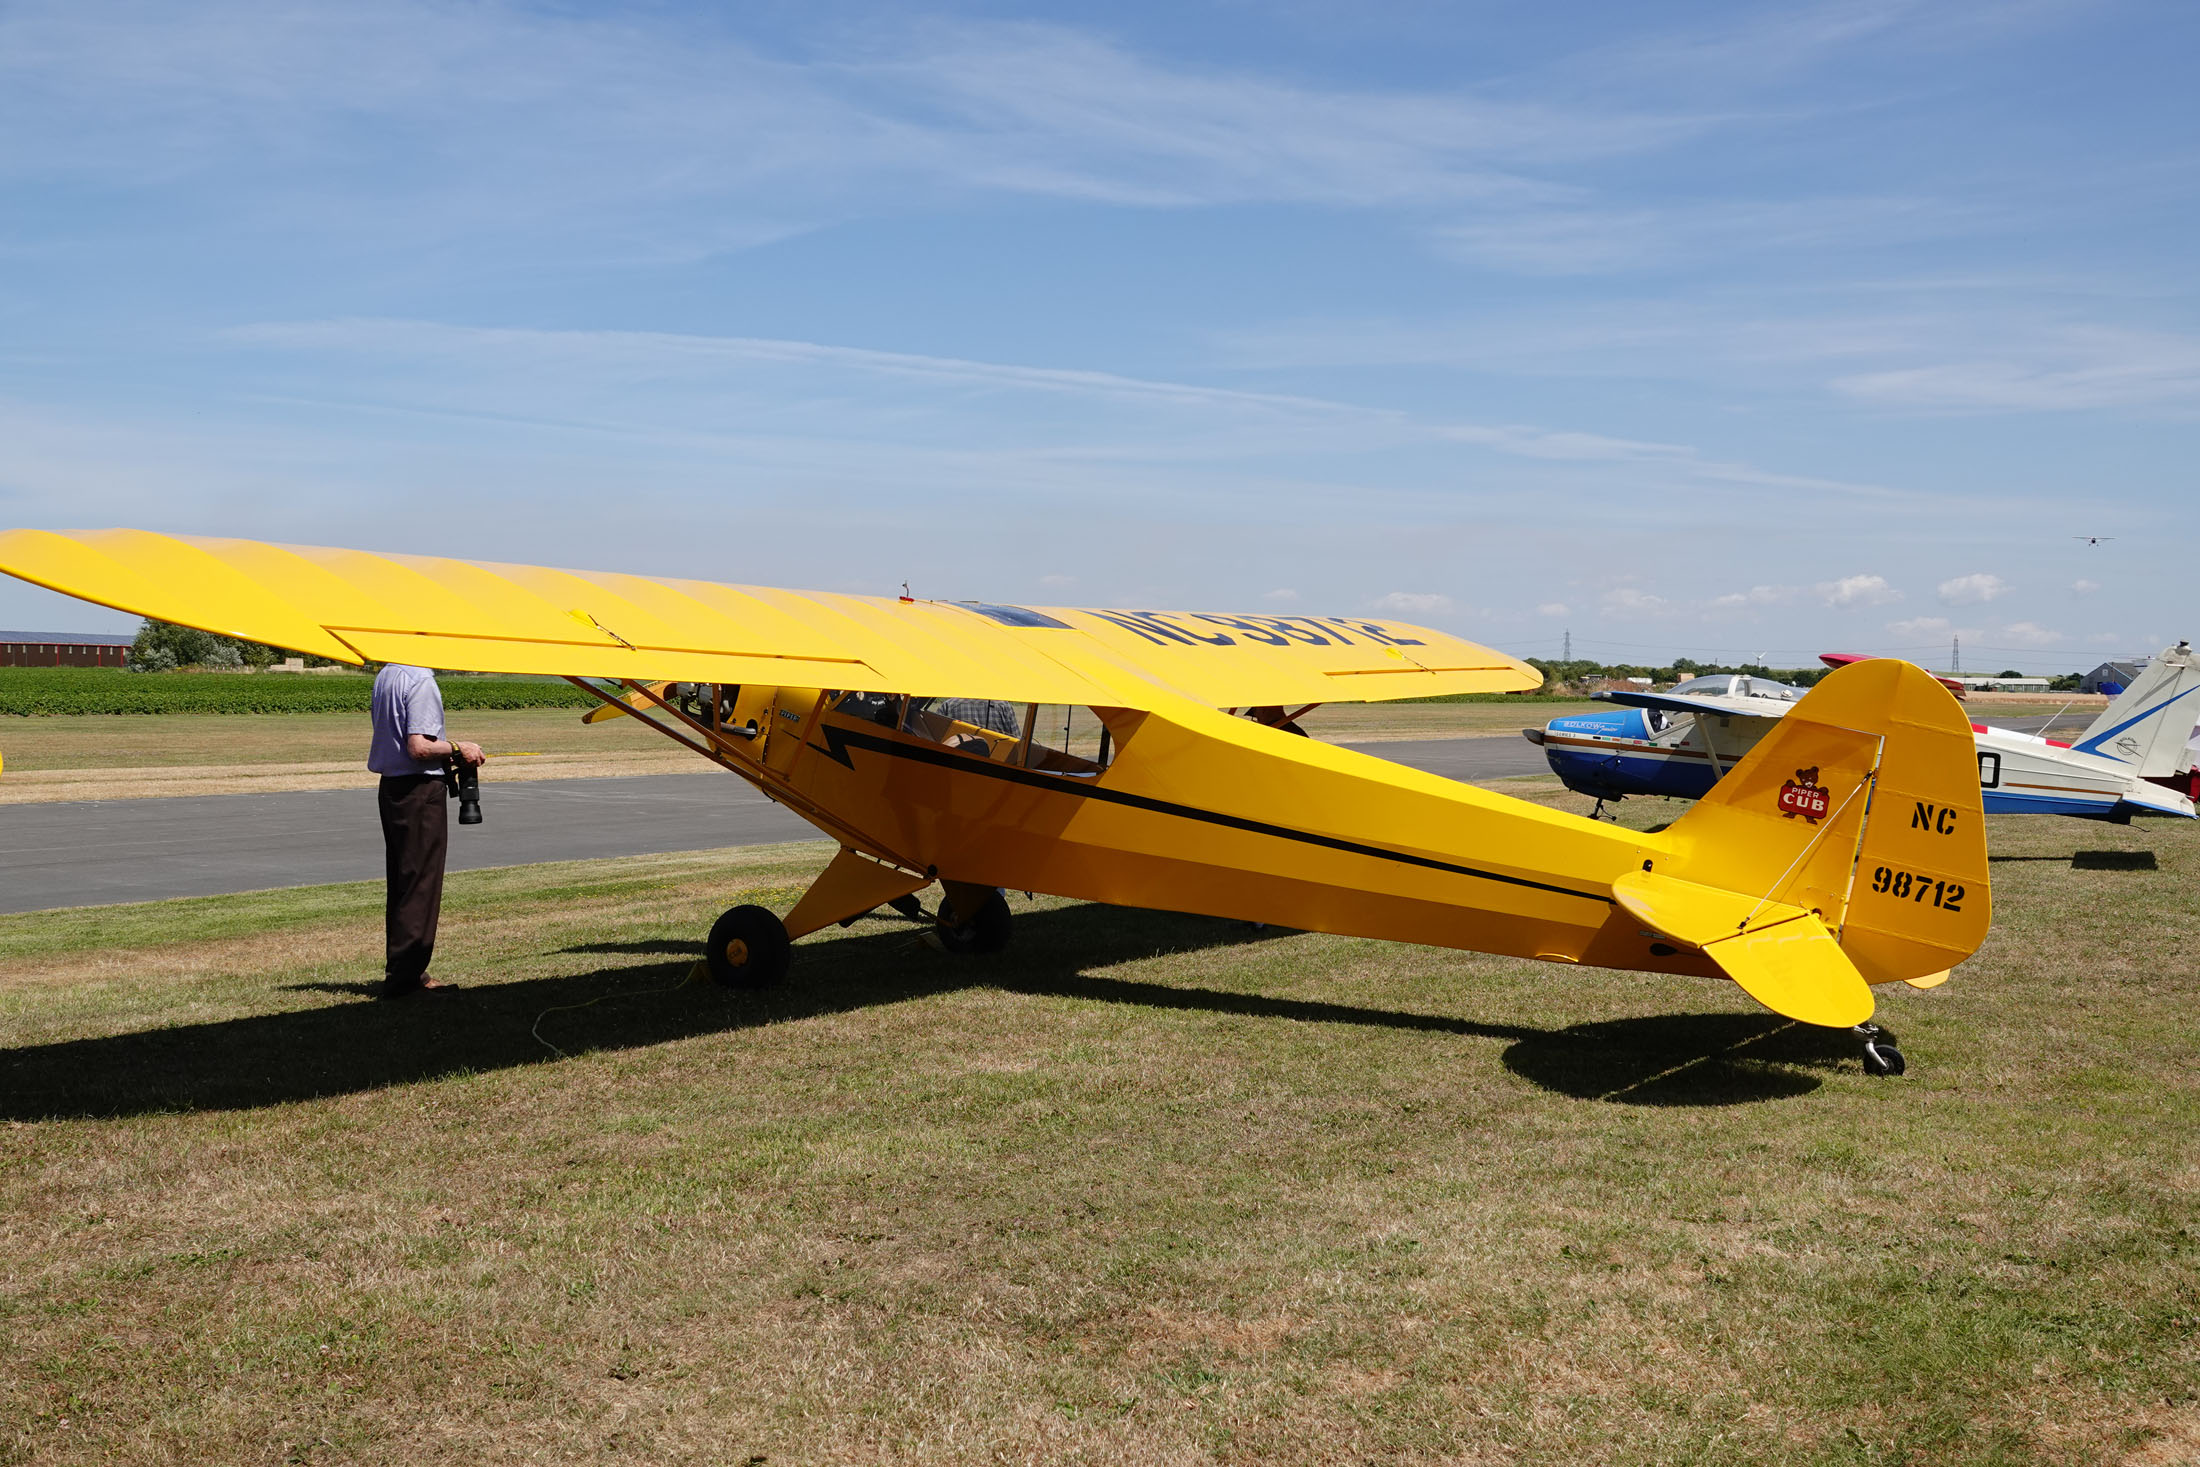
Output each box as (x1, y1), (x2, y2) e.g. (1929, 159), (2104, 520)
(752, 685), (1714, 977)
(1532, 706), (2193, 822)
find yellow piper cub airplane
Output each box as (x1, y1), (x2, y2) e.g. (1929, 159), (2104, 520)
(0, 529), (1991, 1072)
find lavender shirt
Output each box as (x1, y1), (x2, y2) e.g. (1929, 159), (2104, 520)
(368, 664), (447, 777)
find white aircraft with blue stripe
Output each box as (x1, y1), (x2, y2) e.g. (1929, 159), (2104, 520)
(1526, 646), (2198, 824)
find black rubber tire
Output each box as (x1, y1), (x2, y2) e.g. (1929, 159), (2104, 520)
(705, 904), (791, 989)
(1861, 1041), (1907, 1078)
(936, 888), (1012, 956)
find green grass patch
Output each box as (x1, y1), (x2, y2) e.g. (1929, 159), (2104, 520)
(3, 817), (2197, 1463)
(0, 667), (595, 716)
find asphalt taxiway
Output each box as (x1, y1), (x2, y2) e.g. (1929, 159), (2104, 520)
(0, 736), (1555, 914)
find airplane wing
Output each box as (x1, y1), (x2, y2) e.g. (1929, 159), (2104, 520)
(1592, 689), (1795, 721)
(1821, 652), (1965, 697)
(0, 529), (1538, 709)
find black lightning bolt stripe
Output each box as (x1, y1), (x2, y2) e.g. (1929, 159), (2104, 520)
(808, 722), (1613, 906)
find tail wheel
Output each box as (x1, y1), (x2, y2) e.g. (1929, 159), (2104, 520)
(1861, 1041), (1906, 1077)
(1856, 1022), (1906, 1077)
(706, 905), (791, 989)
(937, 888), (1012, 955)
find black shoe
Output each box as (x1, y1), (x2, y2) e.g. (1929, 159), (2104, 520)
(381, 976), (454, 999)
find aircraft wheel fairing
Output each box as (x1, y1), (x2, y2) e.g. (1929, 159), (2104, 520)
(707, 905), (792, 989)
(936, 888), (1012, 956)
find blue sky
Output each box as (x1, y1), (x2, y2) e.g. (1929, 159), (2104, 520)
(2, 0), (2194, 670)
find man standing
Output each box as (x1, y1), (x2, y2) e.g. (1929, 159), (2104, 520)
(368, 663), (484, 998)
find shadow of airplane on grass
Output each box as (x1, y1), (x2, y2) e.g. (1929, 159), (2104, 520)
(1991, 850), (2160, 869)
(3, 905), (1858, 1120)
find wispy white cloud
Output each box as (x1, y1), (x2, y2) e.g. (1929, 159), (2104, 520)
(1261, 587), (1298, 602)
(1601, 586), (1669, 615)
(231, 317), (1910, 502)
(1887, 615), (1958, 639)
(1997, 620), (2066, 648)
(1710, 584), (1799, 610)
(2072, 578), (2100, 593)
(1561, 0), (2091, 98)
(1434, 196), (1968, 276)
(1536, 601), (1570, 617)
(1938, 572), (2010, 605)
(0, 0), (1709, 258)
(1372, 591), (1455, 615)
(1217, 293), (2200, 425)
(1833, 327), (2200, 413)
(1820, 574), (1901, 608)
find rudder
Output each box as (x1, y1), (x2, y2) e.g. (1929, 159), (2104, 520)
(2072, 641), (2199, 778)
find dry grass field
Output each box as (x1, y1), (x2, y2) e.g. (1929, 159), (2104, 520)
(3, 779), (2195, 1465)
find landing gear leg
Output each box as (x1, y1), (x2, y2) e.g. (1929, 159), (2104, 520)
(1855, 1022), (1906, 1077)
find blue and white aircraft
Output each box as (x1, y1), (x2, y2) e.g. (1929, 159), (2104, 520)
(1526, 646), (2199, 824)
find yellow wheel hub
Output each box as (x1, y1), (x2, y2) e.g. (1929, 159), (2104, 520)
(723, 937), (750, 966)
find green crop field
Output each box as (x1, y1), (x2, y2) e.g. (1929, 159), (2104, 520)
(0, 668), (595, 717)
(3, 797), (2196, 1464)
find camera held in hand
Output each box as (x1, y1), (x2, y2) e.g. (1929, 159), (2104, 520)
(444, 750), (483, 825)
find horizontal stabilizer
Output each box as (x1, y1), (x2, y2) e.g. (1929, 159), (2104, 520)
(1706, 914), (1876, 1029)
(1613, 868), (1873, 1028)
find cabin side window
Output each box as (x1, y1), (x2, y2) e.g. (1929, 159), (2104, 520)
(897, 696), (1022, 758)
(827, 694), (1122, 773)
(1019, 704), (1116, 776)
(1977, 751), (2001, 789)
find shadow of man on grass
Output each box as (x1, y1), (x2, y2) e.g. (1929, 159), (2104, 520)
(2, 904), (1852, 1118)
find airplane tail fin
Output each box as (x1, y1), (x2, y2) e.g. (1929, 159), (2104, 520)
(1620, 659), (1991, 1027)
(2071, 642), (2199, 778)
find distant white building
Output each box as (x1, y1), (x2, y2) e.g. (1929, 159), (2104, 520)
(1954, 674), (2050, 693)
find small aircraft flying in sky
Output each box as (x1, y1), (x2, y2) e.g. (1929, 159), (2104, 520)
(1527, 646), (2199, 824)
(0, 529), (1997, 1066)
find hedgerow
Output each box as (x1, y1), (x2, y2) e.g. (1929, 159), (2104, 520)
(0, 669), (596, 716)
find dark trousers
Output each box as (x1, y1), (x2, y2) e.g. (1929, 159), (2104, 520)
(378, 774), (448, 988)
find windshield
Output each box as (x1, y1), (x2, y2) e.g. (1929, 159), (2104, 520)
(1668, 674), (1803, 701)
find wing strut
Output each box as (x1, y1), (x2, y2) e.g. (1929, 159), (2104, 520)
(1694, 714), (1726, 780)
(561, 676), (928, 876)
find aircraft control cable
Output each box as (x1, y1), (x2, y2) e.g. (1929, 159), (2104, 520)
(529, 966), (708, 1061)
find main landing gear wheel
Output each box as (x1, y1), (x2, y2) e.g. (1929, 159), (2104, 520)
(936, 888), (1012, 956)
(706, 904), (791, 989)
(1855, 1022), (1906, 1078)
